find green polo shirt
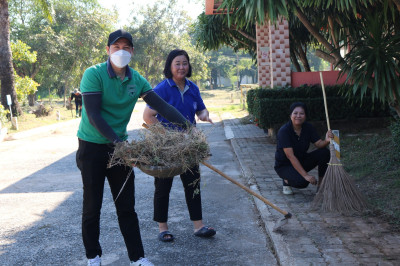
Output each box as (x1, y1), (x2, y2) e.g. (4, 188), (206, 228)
(77, 61), (152, 144)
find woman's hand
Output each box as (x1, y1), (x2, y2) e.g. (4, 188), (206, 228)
(143, 105), (159, 126)
(314, 130), (334, 148)
(303, 174), (317, 185)
(325, 130), (334, 141)
(196, 109), (213, 124)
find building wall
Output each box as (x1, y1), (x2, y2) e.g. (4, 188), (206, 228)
(291, 71), (347, 87)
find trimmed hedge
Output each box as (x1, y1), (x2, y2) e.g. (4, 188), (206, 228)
(390, 120), (400, 156)
(247, 85), (390, 130)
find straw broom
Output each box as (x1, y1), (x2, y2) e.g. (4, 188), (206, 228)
(312, 72), (367, 214)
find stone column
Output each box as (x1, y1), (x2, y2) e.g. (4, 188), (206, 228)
(256, 22), (271, 88)
(269, 19), (291, 87)
(256, 18), (291, 88)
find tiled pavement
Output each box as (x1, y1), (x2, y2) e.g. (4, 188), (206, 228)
(222, 116), (400, 266)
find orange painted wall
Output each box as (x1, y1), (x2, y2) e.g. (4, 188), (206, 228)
(291, 71), (347, 87)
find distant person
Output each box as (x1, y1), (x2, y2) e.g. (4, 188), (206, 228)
(76, 29), (189, 266)
(69, 89), (82, 117)
(143, 49), (215, 243)
(274, 102), (333, 195)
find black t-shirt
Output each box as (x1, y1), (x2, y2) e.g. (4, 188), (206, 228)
(70, 92), (82, 105)
(274, 121), (320, 168)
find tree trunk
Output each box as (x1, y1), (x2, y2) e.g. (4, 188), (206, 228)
(28, 93), (35, 106)
(297, 45), (311, 72)
(290, 51), (302, 72)
(230, 25), (257, 43)
(392, 0), (400, 12)
(0, 0), (22, 115)
(315, 49), (336, 65)
(294, 6), (343, 67)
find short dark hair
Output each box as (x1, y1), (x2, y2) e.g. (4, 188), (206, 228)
(289, 102), (308, 117)
(163, 49), (192, 79)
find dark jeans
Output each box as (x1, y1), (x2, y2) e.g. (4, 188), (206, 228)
(274, 148), (330, 188)
(153, 165), (202, 223)
(75, 103), (82, 116)
(76, 139), (144, 261)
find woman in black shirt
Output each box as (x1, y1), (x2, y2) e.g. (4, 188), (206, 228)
(274, 102), (333, 195)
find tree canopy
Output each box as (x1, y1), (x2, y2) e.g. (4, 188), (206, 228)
(1, 0), (256, 116)
(125, 0), (209, 87)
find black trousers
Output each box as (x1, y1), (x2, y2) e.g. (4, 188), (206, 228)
(76, 139), (144, 261)
(274, 148), (330, 188)
(153, 165), (202, 223)
(75, 103), (82, 116)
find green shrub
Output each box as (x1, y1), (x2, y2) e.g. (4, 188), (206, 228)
(246, 89), (258, 114)
(247, 85), (390, 130)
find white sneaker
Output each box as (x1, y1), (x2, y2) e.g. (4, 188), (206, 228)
(87, 255), (101, 266)
(130, 257), (154, 266)
(282, 186), (293, 195)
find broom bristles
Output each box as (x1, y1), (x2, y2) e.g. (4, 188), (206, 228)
(312, 144), (367, 214)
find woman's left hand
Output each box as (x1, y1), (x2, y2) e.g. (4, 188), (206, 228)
(325, 130), (334, 141)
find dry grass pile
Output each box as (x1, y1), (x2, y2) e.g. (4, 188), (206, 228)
(108, 123), (210, 176)
(33, 104), (53, 117)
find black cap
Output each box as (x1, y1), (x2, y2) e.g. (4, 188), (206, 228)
(107, 29), (133, 47)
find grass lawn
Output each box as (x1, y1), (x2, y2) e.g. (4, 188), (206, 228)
(4, 99), (76, 133)
(200, 87), (251, 122)
(341, 128), (400, 230)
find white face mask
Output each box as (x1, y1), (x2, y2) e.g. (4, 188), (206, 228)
(110, 49), (132, 68)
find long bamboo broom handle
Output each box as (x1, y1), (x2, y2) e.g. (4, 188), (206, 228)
(142, 123), (292, 218)
(201, 161), (291, 218)
(320, 72), (335, 147)
(319, 72), (331, 131)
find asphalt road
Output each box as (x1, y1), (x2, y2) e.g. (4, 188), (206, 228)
(0, 102), (277, 266)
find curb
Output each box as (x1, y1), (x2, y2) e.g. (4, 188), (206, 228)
(220, 117), (295, 265)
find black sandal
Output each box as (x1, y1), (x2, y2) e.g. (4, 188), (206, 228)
(194, 226), (216, 237)
(158, 231), (174, 242)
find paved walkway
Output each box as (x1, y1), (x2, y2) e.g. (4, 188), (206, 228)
(221, 114), (400, 265)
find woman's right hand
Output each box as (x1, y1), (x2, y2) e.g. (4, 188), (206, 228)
(303, 174), (317, 185)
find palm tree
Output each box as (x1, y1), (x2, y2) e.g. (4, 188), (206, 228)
(216, 0), (400, 117)
(0, 0), (51, 116)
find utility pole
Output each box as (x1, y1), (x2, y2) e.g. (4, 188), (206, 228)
(236, 53), (240, 90)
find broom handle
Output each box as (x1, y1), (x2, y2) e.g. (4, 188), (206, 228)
(320, 72), (331, 131)
(142, 123), (291, 218)
(201, 161), (291, 218)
